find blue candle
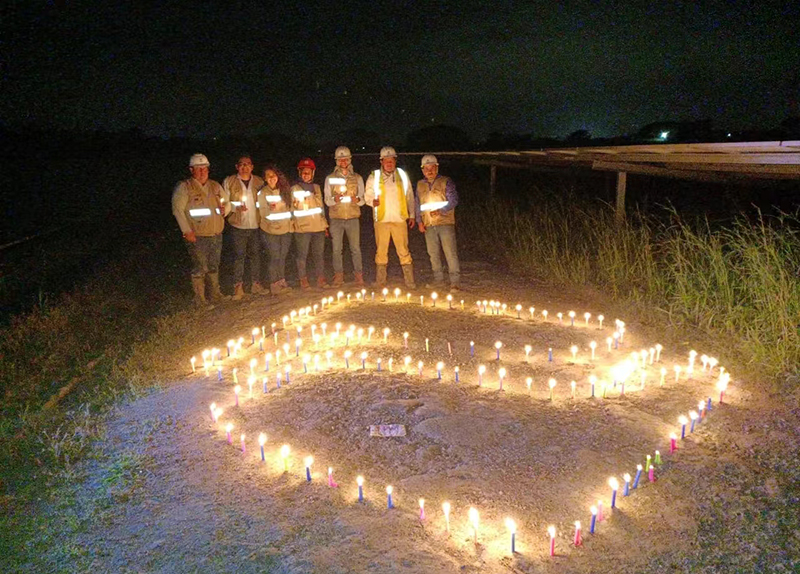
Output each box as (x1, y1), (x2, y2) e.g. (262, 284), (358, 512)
(590, 507), (598, 533)
(633, 465), (642, 489)
(306, 466), (312, 482)
(591, 381), (595, 397)
(252, 332), (256, 345)
(437, 367), (442, 379)
(707, 397), (713, 411)
(357, 479), (364, 502)
(217, 366), (222, 381)
(285, 369), (291, 384)
(377, 359), (382, 372)
(548, 348), (553, 362)
(610, 484), (618, 508)
(276, 373), (282, 389)
(690, 415), (697, 433)
(260, 445), (265, 461)
(263, 378), (268, 394)
(511, 532), (516, 553)
(470, 341), (474, 357)
(623, 475), (630, 496)
(387, 486), (394, 509)
(265, 355), (270, 372)
(455, 368), (460, 383)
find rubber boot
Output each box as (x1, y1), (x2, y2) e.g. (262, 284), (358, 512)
(251, 282), (265, 295)
(191, 276), (213, 310)
(353, 272), (365, 287)
(373, 265), (387, 287)
(207, 272), (230, 302)
(270, 281), (282, 296)
(232, 282), (245, 301)
(332, 272), (344, 288)
(299, 276), (311, 291)
(402, 264), (416, 289)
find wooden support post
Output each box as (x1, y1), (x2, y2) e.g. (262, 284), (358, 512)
(490, 164), (497, 195)
(615, 171), (627, 225)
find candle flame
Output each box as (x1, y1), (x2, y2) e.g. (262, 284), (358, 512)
(505, 518), (517, 533)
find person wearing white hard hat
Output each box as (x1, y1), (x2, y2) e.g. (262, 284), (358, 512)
(171, 153), (231, 309)
(324, 146), (366, 287)
(364, 146), (417, 288)
(415, 154), (461, 290)
(223, 155), (265, 300)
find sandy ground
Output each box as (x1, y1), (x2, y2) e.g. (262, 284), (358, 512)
(58, 260), (799, 573)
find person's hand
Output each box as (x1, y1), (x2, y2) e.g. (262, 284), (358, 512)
(239, 204), (248, 212)
(407, 218), (416, 229)
(372, 197), (380, 207)
(418, 222), (426, 233)
(325, 228), (331, 238)
(334, 195), (342, 204)
(183, 231), (197, 243)
(431, 209), (441, 218)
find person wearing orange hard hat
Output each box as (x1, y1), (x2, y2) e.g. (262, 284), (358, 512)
(291, 158), (329, 291)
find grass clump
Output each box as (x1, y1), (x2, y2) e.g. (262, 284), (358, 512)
(462, 197), (800, 384)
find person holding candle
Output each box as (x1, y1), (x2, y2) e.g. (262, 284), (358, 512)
(324, 146), (366, 288)
(364, 146), (417, 289)
(414, 155), (461, 291)
(223, 155), (265, 300)
(291, 158), (329, 290)
(257, 165), (295, 296)
(171, 153), (230, 309)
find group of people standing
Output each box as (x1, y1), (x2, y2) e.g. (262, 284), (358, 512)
(172, 146), (460, 309)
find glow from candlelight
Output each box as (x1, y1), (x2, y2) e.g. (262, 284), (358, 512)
(356, 475), (364, 486)
(259, 433), (267, 446)
(526, 377), (532, 391)
(505, 517), (516, 534)
(386, 485), (393, 495)
(570, 345), (578, 359)
(468, 507), (479, 530)
(548, 525), (556, 538)
(548, 378), (556, 389)
(678, 415), (689, 425)
(304, 456), (313, 468)
(226, 423), (233, 433)
(608, 477), (619, 490)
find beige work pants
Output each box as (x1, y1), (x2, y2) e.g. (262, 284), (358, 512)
(374, 221), (412, 265)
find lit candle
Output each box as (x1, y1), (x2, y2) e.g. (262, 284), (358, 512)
(234, 385), (241, 406)
(548, 525), (556, 557)
(679, 415), (688, 439)
(571, 380), (576, 399)
(654, 450), (662, 465)
(570, 345), (578, 360)
(633, 464), (642, 489)
(607, 337), (613, 352)
(447, 294), (452, 309)
(498, 367), (506, 390)
(557, 312), (563, 323)
(515, 304), (522, 319)
(259, 433), (266, 461)
(548, 348), (553, 362)
(417, 361), (424, 377)
(209, 402), (217, 421)
(431, 292), (438, 307)
(425, 338), (430, 353)
(344, 350), (351, 369)
(526, 377), (532, 394)
(648, 465), (655, 482)
(674, 365), (681, 382)
(304, 456), (313, 482)
(361, 352), (368, 370)
(717, 374), (729, 403)
(240, 433), (246, 453)
(357, 476), (364, 502)
(420, 295), (424, 306)
(590, 506), (598, 533)
(478, 365), (485, 386)
(327, 466), (337, 487)
(669, 433), (677, 454)
(419, 498), (425, 520)
(383, 327), (390, 343)
(584, 312), (591, 326)
(470, 341), (475, 357)
(226, 423), (233, 444)
(698, 399), (706, 419)
(275, 371), (282, 389)
(468, 507), (479, 544)
(623, 473), (631, 495)
(217, 365), (223, 381)
(590, 341), (597, 360)
(251, 328), (259, 345)
(589, 375), (597, 397)
(505, 518), (516, 553)
(609, 477), (619, 508)
(601, 381), (607, 398)
(597, 500), (604, 522)
(548, 378), (556, 401)
(321, 323), (328, 336)
(442, 501), (451, 533)
(494, 341), (502, 360)
(436, 362), (443, 380)
(382, 287), (388, 301)
(280, 444), (290, 472)
(574, 520), (582, 546)
(377, 357), (382, 372)
(386, 485), (394, 509)
(689, 411), (698, 432)
(325, 350), (332, 368)
(388, 357), (393, 371)
(403, 332), (409, 348)
(247, 376), (254, 398)
(191, 356), (196, 373)
(660, 367), (666, 386)
(613, 332), (620, 349)
(529, 306), (535, 319)
(284, 364), (291, 383)
(454, 366), (460, 382)
(337, 291), (343, 303)
(394, 287), (401, 301)
(542, 310), (548, 321)
(569, 310), (576, 326)
(598, 314), (605, 328)
(404, 356), (411, 372)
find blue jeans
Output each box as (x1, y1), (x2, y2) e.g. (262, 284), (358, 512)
(424, 224), (460, 286)
(294, 231), (326, 280)
(229, 226), (261, 284)
(261, 231), (292, 284)
(187, 234), (222, 278)
(329, 218), (362, 274)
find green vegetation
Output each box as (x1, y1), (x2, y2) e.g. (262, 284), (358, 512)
(461, 197), (800, 384)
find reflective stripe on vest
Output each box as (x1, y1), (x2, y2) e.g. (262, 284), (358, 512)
(267, 212), (292, 221)
(264, 195), (282, 203)
(190, 208), (212, 217)
(420, 201), (448, 212)
(293, 207), (323, 218)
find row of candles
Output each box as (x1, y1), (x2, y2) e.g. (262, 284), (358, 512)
(208, 385), (722, 557)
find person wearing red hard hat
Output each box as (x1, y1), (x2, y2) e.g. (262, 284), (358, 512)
(171, 153), (231, 309)
(363, 146), (417, 289)
(257, 165), (294, 295)
(324, 146), (366, 287)
(223, 155), (265, 300)
(291, 158), (329, 290)
(415, 154), (461, 290)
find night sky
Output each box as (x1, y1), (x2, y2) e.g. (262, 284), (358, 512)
(2, 0), (797, 142)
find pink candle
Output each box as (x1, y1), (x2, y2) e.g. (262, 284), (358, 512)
(548, 526), (556, 556)
(670, 433), (677, 454)
(574, 521), (582, 546)
(648, 465), (655, 482)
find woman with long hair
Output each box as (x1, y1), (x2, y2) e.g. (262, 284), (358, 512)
(257, 165), (294, 295)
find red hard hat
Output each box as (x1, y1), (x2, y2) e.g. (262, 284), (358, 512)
(297, 158), (316, 170)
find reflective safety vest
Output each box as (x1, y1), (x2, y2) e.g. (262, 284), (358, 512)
(327, 171), (362, 220)
(416, 176), (455, 227)
(373, 168), (410, 222)
(224, 174), (264, 227)
(183, 178), (225, 236)
(257, 186), (292, 235)
(290, 183), (327, 233)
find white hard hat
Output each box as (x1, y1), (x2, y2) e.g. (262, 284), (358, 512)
(379, 146), (397, 159)
(334, 146), (352, 160)
(189, 153), (210, 167)
(420, 154), (438, 167)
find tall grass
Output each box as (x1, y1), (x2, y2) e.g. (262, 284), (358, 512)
(462, 198), (800, 384)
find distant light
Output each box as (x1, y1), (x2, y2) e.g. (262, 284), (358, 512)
(727, 133), (732, 137)
(659, 131), (669, 140)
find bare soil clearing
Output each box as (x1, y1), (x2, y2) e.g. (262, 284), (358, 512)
(52, 262), (798, 573)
